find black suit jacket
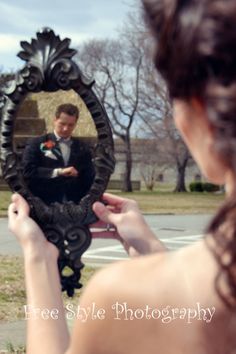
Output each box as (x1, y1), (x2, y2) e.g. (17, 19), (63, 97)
(22, 133), (95, 204)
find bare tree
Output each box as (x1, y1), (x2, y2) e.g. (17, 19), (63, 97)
(163, 116), (191, 192)
(139, 138), (168, 190)
(77, 8), (192, 192)
(77, 38), (144, 192)
(138, 80), (191, 192)
(129, 16), (192, 192)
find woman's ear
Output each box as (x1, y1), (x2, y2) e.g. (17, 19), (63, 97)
(173, 96), (215, 141)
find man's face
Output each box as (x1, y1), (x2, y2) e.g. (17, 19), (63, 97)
(53, 112), (78, 138)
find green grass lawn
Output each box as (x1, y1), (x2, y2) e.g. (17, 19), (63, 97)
(115, 190), (225, 214)
(0, 255), (97, 322)
(0, 188), (225, 216)
(0, 256), (97, 352)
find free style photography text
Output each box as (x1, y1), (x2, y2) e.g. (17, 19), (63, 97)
(23, 302), (215, 324)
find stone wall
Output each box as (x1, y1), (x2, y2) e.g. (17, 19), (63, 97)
(19, 90), (97, 137)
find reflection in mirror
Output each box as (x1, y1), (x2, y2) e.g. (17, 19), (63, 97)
(14, 90), (97, 205)
(1, 27), (115, 296)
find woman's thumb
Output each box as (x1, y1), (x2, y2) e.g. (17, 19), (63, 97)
(93, 201), (115, 224)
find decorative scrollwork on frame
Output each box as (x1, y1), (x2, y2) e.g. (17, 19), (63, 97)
(0, 28), (115, 296)
(18, 28), (80, 92)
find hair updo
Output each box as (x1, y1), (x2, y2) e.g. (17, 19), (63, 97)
(143, 0), (236, 307)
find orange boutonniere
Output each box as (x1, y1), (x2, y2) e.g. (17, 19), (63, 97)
(40, 140), (56, 151)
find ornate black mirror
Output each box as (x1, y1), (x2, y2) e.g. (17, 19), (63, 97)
(0, 28), (115, 296)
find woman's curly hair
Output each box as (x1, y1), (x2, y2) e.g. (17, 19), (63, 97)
(143, 0), (236, 307)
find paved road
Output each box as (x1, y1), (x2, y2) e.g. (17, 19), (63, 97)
(0, 214), (212, 264)
(0, 214), (212, 350)
(82, 214), (211, 266)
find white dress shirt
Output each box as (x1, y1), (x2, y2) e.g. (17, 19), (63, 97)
(51, 131), (72, 178)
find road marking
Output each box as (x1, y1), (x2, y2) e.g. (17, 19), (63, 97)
(164, 239), (199, 244)
(83, 234), (204, 264)
(159, 228), (185, 232)
(160, 234), (203, 241)
(83, 254), (127, 261)
(84, 244), (122, 255)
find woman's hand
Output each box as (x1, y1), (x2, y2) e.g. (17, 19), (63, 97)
(8, 193), (58, 258)
(90, 193), (166, 256)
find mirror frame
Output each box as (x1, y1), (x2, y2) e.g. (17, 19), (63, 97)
(0, 28), (115, 296)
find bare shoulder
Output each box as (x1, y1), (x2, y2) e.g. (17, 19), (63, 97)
(82, 238), (218, 305)
(78, 250), (171, 312)
(68, 240), (221, 354)
(68, 254), (169, 354)
(81, 239), (216, 301)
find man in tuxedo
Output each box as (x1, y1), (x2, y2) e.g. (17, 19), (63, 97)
(22, 103), (95, 204)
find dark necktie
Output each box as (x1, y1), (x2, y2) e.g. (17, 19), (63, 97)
(57, 138), (72, 164)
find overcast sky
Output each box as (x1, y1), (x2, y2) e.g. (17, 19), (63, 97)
(0, 0), (136, 72)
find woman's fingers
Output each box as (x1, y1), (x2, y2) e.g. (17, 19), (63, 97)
(93, 201), (120, 225)
(102, 193), (127, 207)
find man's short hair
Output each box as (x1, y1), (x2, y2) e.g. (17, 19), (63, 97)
(55, 103), (79, 120)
